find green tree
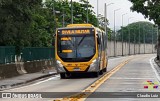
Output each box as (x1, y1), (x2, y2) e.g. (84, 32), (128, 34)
(45, 0), (98, 27)
(117, 21), (157, 44)
(129, 0), (160, 26)
(0, 0), (55, 53)
(0, 0), (111, 55)
(0, 0), (40, 53)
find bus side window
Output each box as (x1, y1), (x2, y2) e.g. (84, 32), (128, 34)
(102, 32), (105, 50)
(97, 34), (101, 44)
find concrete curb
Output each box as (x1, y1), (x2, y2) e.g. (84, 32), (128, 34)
(153, 58), (160, 78)
(0, 72), (58, 91)
(155, 58), (160, 67)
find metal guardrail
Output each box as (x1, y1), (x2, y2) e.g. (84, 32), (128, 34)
(0, 46), (15, 64)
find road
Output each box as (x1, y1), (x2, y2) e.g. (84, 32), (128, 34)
(0, 54), (159, 101)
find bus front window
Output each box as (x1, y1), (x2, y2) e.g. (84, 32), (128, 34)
(57, 35), (96, 62)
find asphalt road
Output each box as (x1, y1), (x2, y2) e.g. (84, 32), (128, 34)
(0, 54), (158, 101)
(87, 54), (160, 101)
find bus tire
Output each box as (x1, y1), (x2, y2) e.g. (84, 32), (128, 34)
(99, 70), (103, 75)
(93, 72), (99, 77)
(103, 68), (107, 72)
(60, 73), (66, 79)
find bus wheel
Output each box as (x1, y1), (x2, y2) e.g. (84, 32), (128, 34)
(60, 73), (66, 79)
(93, 72), (99, 77)
(99, 70), (103, 75)
(103, 68), (107, 72)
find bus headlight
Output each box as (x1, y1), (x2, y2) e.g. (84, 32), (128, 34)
(88, 59), (99, 72)
(56, 60), (66, 72)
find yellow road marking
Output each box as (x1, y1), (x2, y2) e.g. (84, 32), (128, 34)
(54, 58), (131, 101)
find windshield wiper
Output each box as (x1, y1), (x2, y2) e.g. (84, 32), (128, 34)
(77, 35), (86, 46)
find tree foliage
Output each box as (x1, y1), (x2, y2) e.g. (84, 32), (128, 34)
(0, 0), (42, 53)
(0, 0), (105, 54)
(117, 21), (157, 44)
(129, 0), (160, 26)
(45, 0), (98, 27)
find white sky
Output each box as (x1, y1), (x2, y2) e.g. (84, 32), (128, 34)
(73, 0), (154, 30)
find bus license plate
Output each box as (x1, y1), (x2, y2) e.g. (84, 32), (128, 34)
(74, 67), (80, 71)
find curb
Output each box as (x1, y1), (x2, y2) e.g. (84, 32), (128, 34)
(153, 58), (160, 79)
(0, 72), (58, 91)
(155, 58), (160, 67)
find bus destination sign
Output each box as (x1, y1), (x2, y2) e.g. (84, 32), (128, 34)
(61, 29), (90, 34)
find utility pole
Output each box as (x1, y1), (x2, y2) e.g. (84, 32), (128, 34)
(105, 3), (113, 54)
(62, 9), (65, 27)
(152, 26), (154, 53)
(53, 0), (56, 32)
(122, 13), (127, 56)
(104, 3), (107, 48)
(114, 8), (121, 57)
(71, 0), (73, 24)
(87, 0), (89, 23)
(143, 25), (146, 54)
(128, 17), (134, 55)
(139, 22), (141, 54)
(157, 25), (159, 59)
(134, 28), (136, 55)
(129, 28), (131, 55)
(97, 0), (99, 26)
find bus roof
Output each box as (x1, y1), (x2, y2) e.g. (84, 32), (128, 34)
(67, 24), (94, 28)
(57, 23), (105, 35)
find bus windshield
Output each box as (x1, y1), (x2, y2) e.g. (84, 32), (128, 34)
(57, 29), (96, 62)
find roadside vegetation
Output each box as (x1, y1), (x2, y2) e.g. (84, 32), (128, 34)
(0, 0), (106, 54)
(117, 21), (157, 44)
(129, 0), (160, 44)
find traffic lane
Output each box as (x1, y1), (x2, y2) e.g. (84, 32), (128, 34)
(0, 56), (131, 101)
(107, 56), (130, 71)
(2, 56), (130, 92)
(86, 54), (159, 101)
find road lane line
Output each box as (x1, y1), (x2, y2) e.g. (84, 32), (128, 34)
(4, 75), (59, 91)
(3, 57), (128, 92)
(54, 58), (132, 101)
(150, 57), (160, 82)
(109, 77), (155, 80)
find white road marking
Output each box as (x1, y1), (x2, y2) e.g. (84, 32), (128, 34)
(149, 57), (160, 82)
(110, 77), (156, 80)
(4, 75), (60, 91)
(3, 57), (127, 91)
(31, 75), (59, 86)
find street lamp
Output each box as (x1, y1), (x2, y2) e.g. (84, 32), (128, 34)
(121, 13), (127, 56)
(143, 25), (146, 54)
(105, 3), (114, 48)
(152, 26), (154, 53)
(114, 8), (121, 57)
(71, 0), (73, 24)
(62, 14), (82, 27)
(61, 13), (66, 27)
(128, 17), (134, 55)
(97, 0), (99, 26)
(87, 0), (89, 23)
(156, 25), (159, 59)
(52, 0), (60, 33)
(138, 21), (141, 54)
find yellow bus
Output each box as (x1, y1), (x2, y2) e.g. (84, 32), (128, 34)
(55, 24), (108, 78)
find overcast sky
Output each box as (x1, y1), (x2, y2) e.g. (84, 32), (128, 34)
(73, 0), (154, 30)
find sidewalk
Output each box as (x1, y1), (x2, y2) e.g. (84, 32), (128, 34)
(0, 69), (57, 91)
